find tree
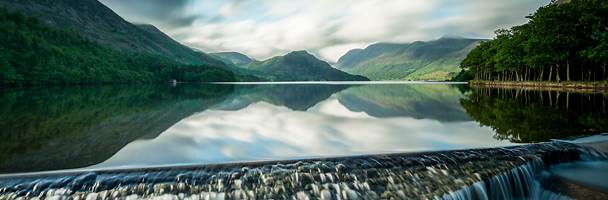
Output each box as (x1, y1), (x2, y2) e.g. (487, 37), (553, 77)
(456, 0), (608, 82)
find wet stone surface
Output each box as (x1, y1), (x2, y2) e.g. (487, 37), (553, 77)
(0, 142), (605, 199)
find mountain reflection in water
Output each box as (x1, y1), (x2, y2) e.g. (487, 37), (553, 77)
(93, 83), (503, 169)
(0, 83), (606, 174)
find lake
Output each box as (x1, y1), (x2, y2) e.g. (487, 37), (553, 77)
(0, 82), (606, 174)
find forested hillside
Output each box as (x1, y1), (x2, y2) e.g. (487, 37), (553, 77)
(0, 0), (225, 66)
(457, 0), (608, 82)
(0, 9), (236, 84)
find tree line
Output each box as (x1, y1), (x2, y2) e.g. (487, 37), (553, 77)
(0, 8), (237, 85)
(456, 0), (608, 82)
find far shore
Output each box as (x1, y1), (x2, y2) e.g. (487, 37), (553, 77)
(470, 80), (608, 93)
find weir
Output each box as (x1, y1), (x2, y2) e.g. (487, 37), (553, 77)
(0, 142), (606, 200)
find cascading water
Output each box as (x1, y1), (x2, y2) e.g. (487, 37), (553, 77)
(0, 142), (605, 200)
(441, 157), (571, 200)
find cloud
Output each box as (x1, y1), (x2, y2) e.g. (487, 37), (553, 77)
(99, 0), (551, 62)
(99, 0), (198, 27)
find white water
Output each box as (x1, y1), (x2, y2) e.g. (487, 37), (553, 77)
(442, 157), (571, 200)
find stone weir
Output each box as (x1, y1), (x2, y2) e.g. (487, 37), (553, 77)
(0, 142), (606, 200)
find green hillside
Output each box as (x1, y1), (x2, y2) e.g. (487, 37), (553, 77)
(0, 9), (236, 84)
(337, 38), (483, 81)
(0, 0), (226, 66)
(244, 51), (369, 81)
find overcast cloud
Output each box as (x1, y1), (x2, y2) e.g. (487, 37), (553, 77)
(100, 0), (550, 62)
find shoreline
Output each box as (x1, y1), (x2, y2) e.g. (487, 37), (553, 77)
(469, 80), (608, 93)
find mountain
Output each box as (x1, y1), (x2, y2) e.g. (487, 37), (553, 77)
(211, 52), (256, 66)
(0, 0), (225, 66)
(337, 37), (484, 81)
(244, 51), (369, 81)
(0, 9), (237, 84)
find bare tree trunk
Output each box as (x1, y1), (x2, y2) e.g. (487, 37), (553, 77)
(566, 92), (570, 110)
(556, 91), (561, 108)
(548, 66), (553, 82)
(566, 60), (571, 81)
(539, 68), (544, 81)
(540, 90), (543, 102)
(549, 91), (553, 106)
(556, 64), (561, 82)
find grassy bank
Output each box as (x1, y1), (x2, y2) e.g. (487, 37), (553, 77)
(469, 81), (608, 93)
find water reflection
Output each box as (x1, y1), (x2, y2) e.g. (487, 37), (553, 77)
(461, 88), (608, 143)
(93, 84), (510, 169)
(337, 84), (472, 121)
(2, 83), (605, 174)
(216, 84), (350, 111)
(0, 85), (233, 173)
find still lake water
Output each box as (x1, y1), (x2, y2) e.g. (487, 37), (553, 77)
(1, 82), (606, 174)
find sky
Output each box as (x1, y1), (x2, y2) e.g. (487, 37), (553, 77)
(99, 0), (551, 62)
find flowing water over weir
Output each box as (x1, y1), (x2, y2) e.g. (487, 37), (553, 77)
(0, 142), (606, 200)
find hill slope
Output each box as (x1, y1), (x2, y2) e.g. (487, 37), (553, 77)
(337, 38), (483, 81)
(245, 51), (369, 81)
(210, 52), (255, 66)
(0, 0), (225, 66)
(0, 9), (236, 84)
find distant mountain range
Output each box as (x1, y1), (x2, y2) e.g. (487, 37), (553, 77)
(336, 37), (484, 81)
(0, 0), (485, 82)
(240, 51), (368, 81)
(211, 52), (256, 66)
(0, 0), (369, 82)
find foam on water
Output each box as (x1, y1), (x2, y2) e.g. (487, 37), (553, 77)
(0, 142), (605, 199)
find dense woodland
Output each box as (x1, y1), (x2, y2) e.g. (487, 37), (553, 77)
(0, 9), (237, 85)
(457, 0), (608, 82)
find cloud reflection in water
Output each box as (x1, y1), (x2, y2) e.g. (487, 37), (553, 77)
(94, 93), (512, 169)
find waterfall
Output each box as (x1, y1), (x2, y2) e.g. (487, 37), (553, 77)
(441, 157), (571, 200)
(0, 142), (604, 200)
